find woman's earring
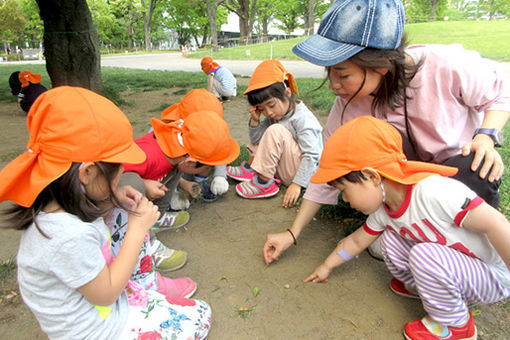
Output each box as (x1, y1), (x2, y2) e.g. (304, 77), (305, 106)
(380, 182), (386, 203)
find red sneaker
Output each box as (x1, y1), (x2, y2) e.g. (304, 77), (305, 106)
(227, 161), (255, 182)
(236, 176), (279, 199)
(404, 313), (477, 340)
(390, 278), (420, 299)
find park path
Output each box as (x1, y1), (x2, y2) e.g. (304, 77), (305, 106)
(5, 52), (510, 77)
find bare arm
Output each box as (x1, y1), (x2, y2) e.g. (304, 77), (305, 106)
(263, 199), (321, 264)
(207, 75), (214, 92)
(78, 197), (159, 306)
(462, 201), (510, 271)
(304, 227), (378, 283)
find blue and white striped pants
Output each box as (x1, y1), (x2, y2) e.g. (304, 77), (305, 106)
(380, 230), (510, 327)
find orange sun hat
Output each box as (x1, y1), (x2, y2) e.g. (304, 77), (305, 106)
(19, 70), (42, 88)
(160, 88), (223, 123)
(0, 86), (146, 207)
(151, 110), (240, 166)
(200, 57), (220, 74)
(244, 59), (298, 95)
(311, 116), (458, 185)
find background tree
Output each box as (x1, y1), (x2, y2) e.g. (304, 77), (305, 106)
(36, 0), (102, 91)
(0, 0), (27, 54)
(20, 0), (43, 49)
(274, 0), (302, 34)
(478, 0), (508, 19)
(109, 0), (143, 50)
(140, 0), (158, 52)
(255, 0), (275, 41)
(206, 0), (226, 51)
(406, 0), (448, 22)
(225, 0), (258, 44)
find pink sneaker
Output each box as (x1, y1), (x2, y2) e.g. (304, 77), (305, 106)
(236, 175), (279, 199)
(156, 271), (197, 298)
(227, 161), (255, 182)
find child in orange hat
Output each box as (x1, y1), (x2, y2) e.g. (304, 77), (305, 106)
(0, 86), (211, 339)
(8, 70), (48, 114)
(200, 56), (237, 102)
(227, 59), (323, 208)
(304, 116), (510, 340)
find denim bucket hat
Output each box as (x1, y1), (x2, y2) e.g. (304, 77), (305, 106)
(293, 0), (405, 66)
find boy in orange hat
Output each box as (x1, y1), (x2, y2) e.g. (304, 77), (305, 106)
(227, 59), (323, 208)
(304, 116), (510, 340)
(9, 70), (48, 114)
(200, 56), (237, 102)
(0, 86), (211, 339)
(159, 88), (230, 206)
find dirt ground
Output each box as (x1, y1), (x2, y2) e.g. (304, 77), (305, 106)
(1, 86), (509, 339)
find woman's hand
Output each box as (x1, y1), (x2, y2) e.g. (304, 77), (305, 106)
(303, 263), (332, 283)
(282, 183), (302, 208)
(144, 179), (168, 200)
(263, 231), (295, 264)
(462, 134), (504, 182)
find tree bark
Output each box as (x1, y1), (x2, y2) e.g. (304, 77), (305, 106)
(141, 0), (157, 52)
(207, 0), (221, 51)
(307, 0), (315, 35)
(36, 0), (102, 92)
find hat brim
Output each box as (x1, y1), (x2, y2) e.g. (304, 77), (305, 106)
(152, 118), (187, 158)
(161, 103), (181, 123)
(192, 139), (240, 166)
(292, 34), (365, 67)
(310, 167), (349, 184)
(102, 142), (146, 164)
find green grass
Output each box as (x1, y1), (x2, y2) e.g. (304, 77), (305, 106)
(188, 20), (510, 62)
(0, 258), (16, 281)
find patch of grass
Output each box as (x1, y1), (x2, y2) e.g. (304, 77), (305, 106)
(188, 20), (510, 62)
(0, 258), (16, 281)
(229, 144), (250, 167)
(236, 305), (255, 319)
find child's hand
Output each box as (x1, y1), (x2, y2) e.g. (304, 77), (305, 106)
(115, 185), (143, 210)
(282, 183), (302, 208)
(303, 263), (332, 283)
(128, 197), (160, 233)
(144, 179), (168, 200)
(249, 105), (261, 123)
(263, 231), (295, 264)
(211, 176), (229, 195)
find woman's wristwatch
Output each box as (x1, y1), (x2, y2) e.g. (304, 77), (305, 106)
(473, 128), (504, 147)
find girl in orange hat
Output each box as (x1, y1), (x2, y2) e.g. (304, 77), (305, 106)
(303, 116), (510, 340)
(0, 87), (211, 339)
(227, 59), (323, 208)
(200, 56), (237, 102)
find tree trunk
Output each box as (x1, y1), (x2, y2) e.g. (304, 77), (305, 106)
(307, 0), (314, 35)
(141, 0), (157, 53)
(429, 0), (438, 21)
(207, 0), (219, 51)
(36, 0), (102, 92)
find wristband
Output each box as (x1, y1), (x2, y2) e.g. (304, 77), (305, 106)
(286, 229), (297, 245)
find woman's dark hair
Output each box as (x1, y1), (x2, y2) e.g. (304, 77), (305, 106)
(9, 71), (21, 96)
(328, 171), (367, 186)
(246, 81), (299, 109)
(321, 35), (422, 123)
(2, 162), (122, 237)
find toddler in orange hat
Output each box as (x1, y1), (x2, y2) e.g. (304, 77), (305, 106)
(227, 59), (323, 208)
(200, 56), (237, 102)
(0, 86), (211, 339)
(304, 116), (510, 340)
(8, 70), (48, 114)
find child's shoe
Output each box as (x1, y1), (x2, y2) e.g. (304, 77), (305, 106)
(390, 278), (420, 299)
(152, 210), (190, 232)
(150, 239), (188, 272)
(236, 174), (279, 199)
(227, 161), (255, 182)
(404, 313), (476, 340)
(156, 272), (197, 298)
(199, 180), (219, 202)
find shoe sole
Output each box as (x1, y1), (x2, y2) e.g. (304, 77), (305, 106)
(153, 214), (190, 233)
(404, 326), (477, 340)
(390, 285), (420, 300)
(235, 185), (279, 199)
(184, 284), (197, 299)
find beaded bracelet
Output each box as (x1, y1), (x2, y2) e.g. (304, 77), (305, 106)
(286, 229), (297, 245)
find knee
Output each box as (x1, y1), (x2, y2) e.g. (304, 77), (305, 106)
(408, 243), (442, 273)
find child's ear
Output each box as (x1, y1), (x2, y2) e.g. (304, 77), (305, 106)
(78, 162), (97, 185)
(360, 167), (381, 184)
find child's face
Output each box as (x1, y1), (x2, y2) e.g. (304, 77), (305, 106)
(332, 178), (383, 215)
(327, 60), (386, 102)
(85, 164), (123, 202)
(253, 95), (291, 121)
(177, 156), (212, 176)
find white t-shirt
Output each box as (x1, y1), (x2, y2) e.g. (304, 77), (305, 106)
(363, 176), (510, 288)
(17, 212), (128, 339)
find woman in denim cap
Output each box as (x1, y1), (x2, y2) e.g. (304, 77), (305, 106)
(263, 0), (509, 334)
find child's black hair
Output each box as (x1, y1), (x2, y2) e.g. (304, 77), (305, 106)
(9, 71), (21, 96)
(246, 81), (299, 109)
(2, 162), (123, 237)
(328, 171), (367, 186)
